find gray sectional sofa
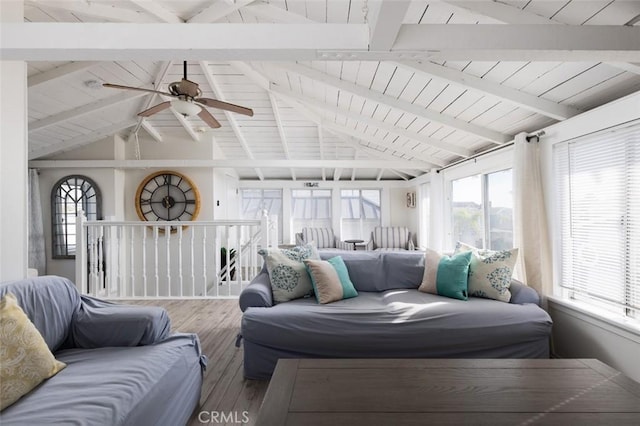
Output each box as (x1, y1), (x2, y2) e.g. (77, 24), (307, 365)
(238, 250), (553, 380)
(0, 276), (206, 426)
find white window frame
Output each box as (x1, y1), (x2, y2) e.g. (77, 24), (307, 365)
(442, 148), (514, 252)
(552, 122), (639, 322)
(290, 188), (333, 234)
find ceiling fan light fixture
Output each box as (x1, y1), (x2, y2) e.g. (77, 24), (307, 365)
(171, 99), (201, 117)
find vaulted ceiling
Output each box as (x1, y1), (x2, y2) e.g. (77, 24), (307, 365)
(9, 0), (640, 180)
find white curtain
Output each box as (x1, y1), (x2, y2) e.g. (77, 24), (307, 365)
(28, 169), (46, 275)
(513, 132), (552, 302)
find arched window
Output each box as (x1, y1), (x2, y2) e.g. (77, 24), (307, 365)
(51, 175), (101, 259)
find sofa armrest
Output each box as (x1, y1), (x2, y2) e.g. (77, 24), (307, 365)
(71, 296), (171, 348)
(239, 267), (273, 312)
(509, 279), (541, 306)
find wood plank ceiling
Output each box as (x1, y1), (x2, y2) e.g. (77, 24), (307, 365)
(20, 0), (640, 181)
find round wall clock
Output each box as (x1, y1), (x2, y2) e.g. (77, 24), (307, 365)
(135, 170), (201, 223)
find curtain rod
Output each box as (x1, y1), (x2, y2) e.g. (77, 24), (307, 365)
(436, 131), (545, 174)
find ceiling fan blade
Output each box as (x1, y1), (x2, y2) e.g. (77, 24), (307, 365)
(197, 109), (222, 128)
(138, 101), (171, 117)
(196, 98), (254, 117)
(103, 83), (174, 97)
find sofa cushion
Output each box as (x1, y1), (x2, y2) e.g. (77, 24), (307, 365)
(241, 289), (553, 360)
(454, 242), (518, 302)
(0, 334), (203, 426)
(305, 257), (358, 304)
(0, 293), (66, 411)
(419, 249), (472, 301)
(259, 244), (320, 303)
(319, 250), (424, 292)
(0, 276), (80, 352)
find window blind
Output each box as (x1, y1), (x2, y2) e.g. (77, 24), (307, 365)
(554, 123), (639, 318)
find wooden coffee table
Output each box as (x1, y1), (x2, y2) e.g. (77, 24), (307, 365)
(255, 358), (640, 426)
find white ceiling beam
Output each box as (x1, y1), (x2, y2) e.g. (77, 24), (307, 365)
(129, 0), (184, 23)
(272, 92), (441, 168)
(333, 169), (342, 181)
(376, 169), (385, 181)
(30, 159), (424, 169)
(272, 62), (509, 144)
(607, 62), (640, 76)
(29, 91), (147, 133)
(199, 61), (264, 180)
(140, 120), (163, 143)
(269, 93), (296, 181)
(7, 23), (637, 62)
(27, 0), (157, 23)
(187, 0), (259, 23)
(29, 119), (137, 160)
(242, 3), (314, 23)
(441, 1), (636, 75)
(441, 1), (553, 25)
(394, 61), (580, 121)
(368, 0), (412, 51)
(394, 25), (640, 62)
(271, 82), (473, 157)
(28, 61), (98, 88)
(1, 23), (368, 61)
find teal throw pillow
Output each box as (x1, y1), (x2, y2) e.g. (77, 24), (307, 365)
(419, 249), (471, 300)
(304, 256), (358, 304)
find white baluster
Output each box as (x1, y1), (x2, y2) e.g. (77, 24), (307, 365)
(130, 226), (135, 298)
(202, 227), (207, 297)
(142, 226), (147, 298)
(190, 227), (195, 297)
(154, 226), (159, 297)
(97, 226), (104, 297)
(166, 225), (171, 297)
(178, 225), (183, 298)
(75, 210), (87, 294)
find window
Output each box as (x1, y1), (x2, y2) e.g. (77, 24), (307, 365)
(554, 124), (639, 320)
(451, 169), (513, 250)
(240, 189), (283, 243)
(291, 189), (332, 233)
(340, 189), (381, 240)
(51, 175), (101, 259)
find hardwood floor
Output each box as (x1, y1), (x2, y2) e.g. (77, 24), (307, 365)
(124, 299), (269, 426)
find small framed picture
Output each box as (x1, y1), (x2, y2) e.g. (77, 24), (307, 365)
(406, 191), (416, 208)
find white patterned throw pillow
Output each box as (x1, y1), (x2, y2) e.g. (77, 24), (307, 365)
(454, 242), (518, 303)
(258, 244), (320, 303)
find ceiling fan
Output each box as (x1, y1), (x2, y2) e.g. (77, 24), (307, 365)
(102, 61), (253, 128)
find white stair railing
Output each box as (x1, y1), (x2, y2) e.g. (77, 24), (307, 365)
(74, 213), (277, 299)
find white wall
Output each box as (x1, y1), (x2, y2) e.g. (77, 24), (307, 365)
(548, 299), (640, 383)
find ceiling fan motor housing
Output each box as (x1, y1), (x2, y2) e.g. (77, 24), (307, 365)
(169, 79), (201, 99)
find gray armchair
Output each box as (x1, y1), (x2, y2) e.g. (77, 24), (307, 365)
(295, 227), (350, 250)
(364, 226), (415, 251)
